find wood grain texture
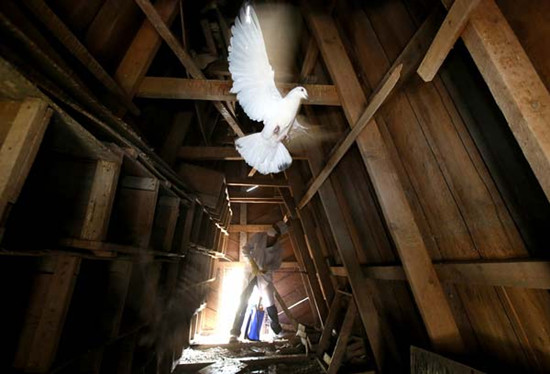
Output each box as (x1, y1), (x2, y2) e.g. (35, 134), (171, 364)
(417, 0), (481, 81)
(0, 99), (50, 221)
(306, 4), (464, 354)
(298, 64), (402, 209)
(444, 0), (550, 201)
(136, 78), (340, 106)
(134, 0), (244, 136)
(115, 0), (179, 97)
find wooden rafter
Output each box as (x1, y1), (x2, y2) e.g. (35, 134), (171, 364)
(417, 0), (481, 81)
(115, 0), (180, 98)
(305, 3), (464, 358)
(20, 0), (140, 115)
(136, 77), (340, 106)
(134, 0), (245, 137)
(228, 195), (284, 204)
(228, 224), (272, 233)
(439, 0), (550, 201)
(226, 177), (289, 188)
(297, 63), (402, 209)
(177, 146), (307, 161)
(331, 260), (550, 289)
(300, 38), (319, 81)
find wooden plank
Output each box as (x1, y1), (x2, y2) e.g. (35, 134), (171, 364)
(21, 0), (139, 115)
(115, 0), (179, 97)
(0, 99), (50, 221)
(174, 354), (310, 373)
(300, 38), (319, 81)
(178, 146), (307, 161)
(287, 217), (329, 323)
(286, 165), (336, 310)
(327, 301), (357, 374)
(160, 111), (193, 166)
(441, 0), (550, 201)
(134, 0), (245, 137)
(229, 197), (284, 204)
(13, 256), (81, 372)
(136, 77), (340, 106)
(226, 177), (289, 188)
(120, 176), (159, 191)
(81, 159), (121, 241)
(306, 5), (464, 354)
(59, 238), (186, 259)
(417, 0), (481, 81)
(331, 260), (550, 289)
(411, 346), (485, 373)
(178, 145), (241, 160)
(110, 182), (159, 247)
(300, 106), (401, 371)
(151, 196), (180, 251)
(297, 64), (402, 209)
(317, 292), (343, 356)
(228, 224), (272, 233)
(178, 201), (195, 254)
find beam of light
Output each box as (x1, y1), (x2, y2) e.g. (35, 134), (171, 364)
(208, 264), (246, 343)
(246, 185), (259, 192)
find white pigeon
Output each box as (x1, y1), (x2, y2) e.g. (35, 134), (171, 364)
(228, 3), (308, 175)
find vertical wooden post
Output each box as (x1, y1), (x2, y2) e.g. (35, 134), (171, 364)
(14, 152), (121, 373)
(0, 99), (50, 226)
(287, 217), (327, 324)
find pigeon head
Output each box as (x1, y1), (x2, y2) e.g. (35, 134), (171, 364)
(289, 86), (309, 101)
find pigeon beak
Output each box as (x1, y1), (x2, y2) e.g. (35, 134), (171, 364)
(304, 92), (309, 100)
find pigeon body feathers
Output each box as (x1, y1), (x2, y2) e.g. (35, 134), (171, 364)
(228, 4), (308, 174)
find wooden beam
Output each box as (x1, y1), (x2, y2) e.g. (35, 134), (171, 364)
(440, 0), (550, 201)
(228, 224), (272, 233)
(417, 0), (481, 81)
(226, 177), (289, 188)
(228, 194), (284, 204)
(115, 0), (179, 97)
(81, 159), (121, 241)
(134, 0), (245, 137)
(300, 38), (319, 81)
(306, 4), (464, 355)
(327, 301), (357, 374)
(160, 111), (193, 166)
(136, 78), (341, 106)
(297, 108), (400, 371)
(317, 292), (343, 356)
(332, 260), (550, 289)
(177, 146), (307, 161)
(297, 64), (402, 209)
(0, 99), (50, 223)
(13, 256), (81, 372)
(287, 217), (329, 323)
(21, 0), (140, 115)
(14, 155), (121, 372)
(286, 165), (336, 309)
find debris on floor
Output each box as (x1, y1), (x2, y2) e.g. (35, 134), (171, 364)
(175, 340), (324, 373)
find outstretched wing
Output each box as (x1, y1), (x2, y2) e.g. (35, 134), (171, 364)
(228, 4), (281, 125)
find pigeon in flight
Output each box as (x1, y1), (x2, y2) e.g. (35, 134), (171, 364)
(228, 3), (308, 174)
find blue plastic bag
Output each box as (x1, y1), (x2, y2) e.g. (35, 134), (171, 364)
(245, 305), (265, 341)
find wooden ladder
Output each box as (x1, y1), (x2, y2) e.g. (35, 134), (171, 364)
(316, 290), (360, 374)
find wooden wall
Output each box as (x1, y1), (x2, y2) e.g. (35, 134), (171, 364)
(296, 0), (550, 371)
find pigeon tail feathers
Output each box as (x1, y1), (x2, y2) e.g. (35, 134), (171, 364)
(235, 133), (292, 174)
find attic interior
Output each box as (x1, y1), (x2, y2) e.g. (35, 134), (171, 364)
(1, 0), (550, 373)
